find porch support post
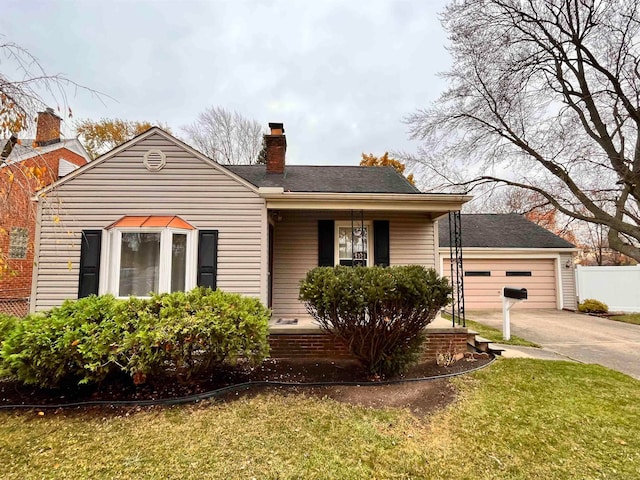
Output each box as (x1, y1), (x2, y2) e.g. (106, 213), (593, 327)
(260, 204), (269, 306)
(448, 210), (465, 327)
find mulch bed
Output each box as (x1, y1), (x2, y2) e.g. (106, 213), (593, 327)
(0, 355), (493, 416)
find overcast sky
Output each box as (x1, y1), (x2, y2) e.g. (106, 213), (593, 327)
(2, 0), (450, 166)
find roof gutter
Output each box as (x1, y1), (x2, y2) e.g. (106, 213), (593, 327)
(259, 188), (472, 213)
(438, 247), (581, 253)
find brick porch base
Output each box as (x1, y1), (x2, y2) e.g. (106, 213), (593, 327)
(268, 327), (468, 360)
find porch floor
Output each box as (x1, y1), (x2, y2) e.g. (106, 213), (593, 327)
(268, 312), (462, 333)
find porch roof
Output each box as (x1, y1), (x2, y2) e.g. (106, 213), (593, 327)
(259, 189), (472, 213)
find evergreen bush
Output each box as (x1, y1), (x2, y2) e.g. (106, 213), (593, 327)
(578, 298), (609, 314)
(0, 288), (270, 388)
(118, 288), (270, 383)
(0, 313), (19, 343)
(1, 295), (121, 387)
(299, 265), (451, 377)
(0, 313), (20, 377)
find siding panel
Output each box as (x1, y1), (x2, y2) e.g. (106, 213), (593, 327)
(271, 211), (435, 322)
(34, 132), (264, 311)
(560, 253), (577, 310)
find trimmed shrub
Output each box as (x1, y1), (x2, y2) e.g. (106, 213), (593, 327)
(0, 313), (19, 343)
(1, 295), (122, 387)
(0, 288), (270, 388)
(299, 265), (452, 377)
(578, 299), (609, 314)
(0, 313), (20, 377)
(118, 288), (270, 383)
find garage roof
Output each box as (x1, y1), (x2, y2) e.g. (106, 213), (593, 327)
(439, 213), (575, 249)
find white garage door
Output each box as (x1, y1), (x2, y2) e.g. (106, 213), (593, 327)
(446, 258), (558, 309)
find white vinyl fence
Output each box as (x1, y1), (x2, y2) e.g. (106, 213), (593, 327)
(575, 265), (640, 312)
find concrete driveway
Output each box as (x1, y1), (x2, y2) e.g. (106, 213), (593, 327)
(466, 309), (640, 380)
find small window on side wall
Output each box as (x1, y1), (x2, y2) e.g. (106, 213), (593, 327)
(506, 271), (532, 277)
(9, 228), (28, 259)
(464, 271), (491, 277)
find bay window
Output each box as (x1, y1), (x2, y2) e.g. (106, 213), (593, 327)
(102, 218), (197, 297)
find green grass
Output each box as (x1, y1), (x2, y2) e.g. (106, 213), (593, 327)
(610, 313), (640, 325)
(1, 359), (640, 479)
(443, 312), (540, 347)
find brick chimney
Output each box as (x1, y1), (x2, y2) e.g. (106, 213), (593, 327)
(35, 107), (61, 147)
(265, 122), (286, 174)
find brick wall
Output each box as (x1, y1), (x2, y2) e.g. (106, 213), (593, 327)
(268, 328), (468, 360)
(421, 330), (469, 360)
(269, 331), (352, 358)
(0, 147), (87, 303)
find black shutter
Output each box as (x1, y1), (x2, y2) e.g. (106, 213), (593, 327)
(373, 220), (390, 267)
(318, 220), (335, 266)
(78, 230), (102, 298)
(198, 230), (218, 289)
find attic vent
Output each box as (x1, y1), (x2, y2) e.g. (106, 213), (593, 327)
(143, 149), (166, 171)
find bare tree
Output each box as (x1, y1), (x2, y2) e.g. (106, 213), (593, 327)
(1, 41), (103, 142)
(1, 40), (103, 280)
(182, 107), (264, 165)
(581, 222), (607, 265)
(406, 0), (640, 262)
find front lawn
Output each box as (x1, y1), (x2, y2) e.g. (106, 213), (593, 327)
(610, 313), (640, 325)
(2, 359), (639, 479)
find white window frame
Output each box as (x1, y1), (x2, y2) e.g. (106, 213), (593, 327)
(100, 227), (197, 298)
(334, 221), (373, 267)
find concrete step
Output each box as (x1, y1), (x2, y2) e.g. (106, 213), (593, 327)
(467, 333), (504, 356)
(473, 335), (492, 353)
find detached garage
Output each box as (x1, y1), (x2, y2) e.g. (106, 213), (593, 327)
(439, 214), (578, 310)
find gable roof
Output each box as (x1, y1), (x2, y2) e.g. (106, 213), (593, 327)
(37, 127), (260, 196)
(439, 213), (575, 249)
(227, 165), (420, 194)
(1, 138), (90, 164)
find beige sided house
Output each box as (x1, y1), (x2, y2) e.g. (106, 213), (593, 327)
(31, 125), (471, 334)
(439, 214), (578, 310)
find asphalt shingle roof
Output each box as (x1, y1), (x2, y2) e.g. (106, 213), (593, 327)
(227, 165), (420, 194)
(439, 213), (575, 249)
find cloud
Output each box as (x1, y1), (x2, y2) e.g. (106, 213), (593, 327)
(2, 0), (450, 165)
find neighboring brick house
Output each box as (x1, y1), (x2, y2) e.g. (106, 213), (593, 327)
(0, 108), (90, 316)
